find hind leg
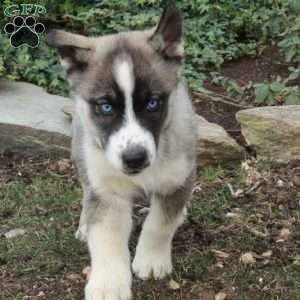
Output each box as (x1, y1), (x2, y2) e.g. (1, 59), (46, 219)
(132, 174), (194, 279)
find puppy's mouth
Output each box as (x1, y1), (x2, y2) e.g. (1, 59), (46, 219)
(123, 162), (150, 176)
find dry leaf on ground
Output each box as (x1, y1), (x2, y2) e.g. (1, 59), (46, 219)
(168, 279), (180, 290)
(211, 249), (230, 259)
(279, 228), (291, 240)
(215, 292), (227, 300)
(82, 266), (91, 281)
(240, 252), (256, 265)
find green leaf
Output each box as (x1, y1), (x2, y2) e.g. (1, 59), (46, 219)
(285, 94), (300, 105)
(286, 48), (297, 62)
(255, 84), (269, 104)
(270, 82), (285, 93)
(267, 93), (275, 105)
(287, 69), (300, 81)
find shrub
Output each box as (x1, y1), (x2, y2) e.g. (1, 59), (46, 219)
(0, 0), (299, 96)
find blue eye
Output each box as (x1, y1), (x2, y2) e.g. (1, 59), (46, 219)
(95, 101), (114, 115)
(146, 97), (160, 112)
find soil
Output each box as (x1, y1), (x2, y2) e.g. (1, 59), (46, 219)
(207, 46), (289, 89)
(0, 149), (76, 185)
(2, 152), (300, 299)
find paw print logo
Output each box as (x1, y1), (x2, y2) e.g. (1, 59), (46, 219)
(4, 16), (45, 48)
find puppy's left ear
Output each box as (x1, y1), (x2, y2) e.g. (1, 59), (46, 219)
(46, 30), (93, 84)
(149, 1), (183, 60)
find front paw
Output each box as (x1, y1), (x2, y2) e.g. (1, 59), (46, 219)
(132, 247), (172, 280)
(85, 269), (132, 300)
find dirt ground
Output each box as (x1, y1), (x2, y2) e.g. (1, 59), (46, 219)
(1, 150), (300, 300)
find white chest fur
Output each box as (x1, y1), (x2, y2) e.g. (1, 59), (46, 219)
(83, 135), (191, 198)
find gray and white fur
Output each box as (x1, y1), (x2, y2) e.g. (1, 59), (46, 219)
(47, 2), (197, 300)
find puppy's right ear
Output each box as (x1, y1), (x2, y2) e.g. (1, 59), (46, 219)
(149, 1), (183, 61)
(46, 30), (92, 81)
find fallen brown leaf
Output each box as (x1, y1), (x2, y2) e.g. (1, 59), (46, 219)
(168, 279), (180, 290)
(211, 249), (230, 259)
(261, 250), (273, 258)
(279, 228), (291, 240)
(240, 252), (256, 265)
(215, 292), (227, 300)
(82, 266), (91, 281)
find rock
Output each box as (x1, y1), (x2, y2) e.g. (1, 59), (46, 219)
(4, 228), (26, 239)
(236, 106), (300, 162)
(62, 103), (75, 121)
(197, 116), (244, 166)
(0, 79), (72, 158)
(0, 80), (243, 164)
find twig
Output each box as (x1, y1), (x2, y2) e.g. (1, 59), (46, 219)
(227, 183), (244, 198)
(227, 180), (263, 198)
(46, 168), (69, 178)
(244, 224), (268, 238)
(244, 180), (262, 195)
(193, 91), (253, 109)
(227, 183), (236, 196)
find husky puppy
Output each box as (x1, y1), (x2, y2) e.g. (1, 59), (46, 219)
(47, 2), (197, 299)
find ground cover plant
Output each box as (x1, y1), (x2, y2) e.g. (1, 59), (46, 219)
(0, 0), (299, 104)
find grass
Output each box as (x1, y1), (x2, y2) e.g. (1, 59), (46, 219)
(1, 159), (300, 299)
(0, 177), (87, 299)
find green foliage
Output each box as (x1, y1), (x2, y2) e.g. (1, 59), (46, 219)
(198, 165), (226, 184)
(254, 80), (300, 105)
(0, 36), (67, 95)
(277, 1), (300, 64)
(0, 0), (299, 96)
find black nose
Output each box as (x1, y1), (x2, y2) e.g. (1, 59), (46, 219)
(122, 146), (148, 173)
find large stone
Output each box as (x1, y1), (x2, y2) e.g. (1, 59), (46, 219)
(0, 79), (71, 157)
(236, 106), (300, 162)
(197, 116), (244, 166)
(0, 79), (244, 165)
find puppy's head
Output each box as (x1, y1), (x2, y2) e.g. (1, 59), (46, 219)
(47, 1), (183, 176)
